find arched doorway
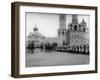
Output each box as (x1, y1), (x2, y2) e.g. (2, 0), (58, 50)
(74, 25), (77, 30)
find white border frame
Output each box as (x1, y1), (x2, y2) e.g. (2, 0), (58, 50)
(19, 6), (95, 74)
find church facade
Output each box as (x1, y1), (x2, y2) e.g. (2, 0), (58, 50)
(68, 15), (89, 47)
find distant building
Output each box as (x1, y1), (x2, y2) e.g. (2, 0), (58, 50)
(26, 25), (45, 47)
(45, 37), (58, 44)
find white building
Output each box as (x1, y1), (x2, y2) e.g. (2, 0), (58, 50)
(26, 25), (45, 48)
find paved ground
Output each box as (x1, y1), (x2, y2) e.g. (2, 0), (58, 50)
(26, 49), (89, 67)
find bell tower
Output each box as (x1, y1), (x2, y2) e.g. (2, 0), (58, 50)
(59, 14), (66, 29)
(58, 14), (69, 46)
(68, 15), (79, 31)
(72, 15), (78, 24)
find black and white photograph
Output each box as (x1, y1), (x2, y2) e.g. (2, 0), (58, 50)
(25, 13), (90, 67)
(11, 2), (97, 77)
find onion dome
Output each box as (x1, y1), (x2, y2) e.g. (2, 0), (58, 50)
(33, 24), (38, 31)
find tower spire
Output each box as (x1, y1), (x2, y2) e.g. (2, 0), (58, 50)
(33, 24), (38, 32)
(72, 15), (78, 24)
(59, 14), (66, 29)
(81, 19), (86, 27)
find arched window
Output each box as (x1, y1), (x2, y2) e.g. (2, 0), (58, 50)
(74, 25), (77, 30)
(83, 28), (85, 32)
(70, 24), (73, 30)
(70, 24), (72, 27)
(63, 40), (66, 45)
(66, 32), (67, 35)
(79, 28), (81, 31)
(79, 25), (81, 27)
(59, 31), (60, 35)
(62, 31), (64, 35)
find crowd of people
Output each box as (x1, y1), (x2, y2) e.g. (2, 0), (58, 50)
(26, 41), (89, 54)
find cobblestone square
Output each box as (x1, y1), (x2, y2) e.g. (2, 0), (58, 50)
(26, 49), (89, 67)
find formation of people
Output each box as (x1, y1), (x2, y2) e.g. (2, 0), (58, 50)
(26, 41), (89, 54)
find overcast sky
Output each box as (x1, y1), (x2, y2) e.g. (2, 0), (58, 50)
(26, 13), (90, 37)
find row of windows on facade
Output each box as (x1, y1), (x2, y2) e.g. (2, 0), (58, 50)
(58, 31), (68, 36)
(69, 24), (88, 32)
(70, 39), (89, 44)
(70, 34), (87, 39)
(58, 29), (88, 36)
(69, 27), (88, 32)
(69, 22), (86, 27)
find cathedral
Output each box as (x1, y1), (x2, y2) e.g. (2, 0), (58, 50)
(26, 14), (89, 49)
